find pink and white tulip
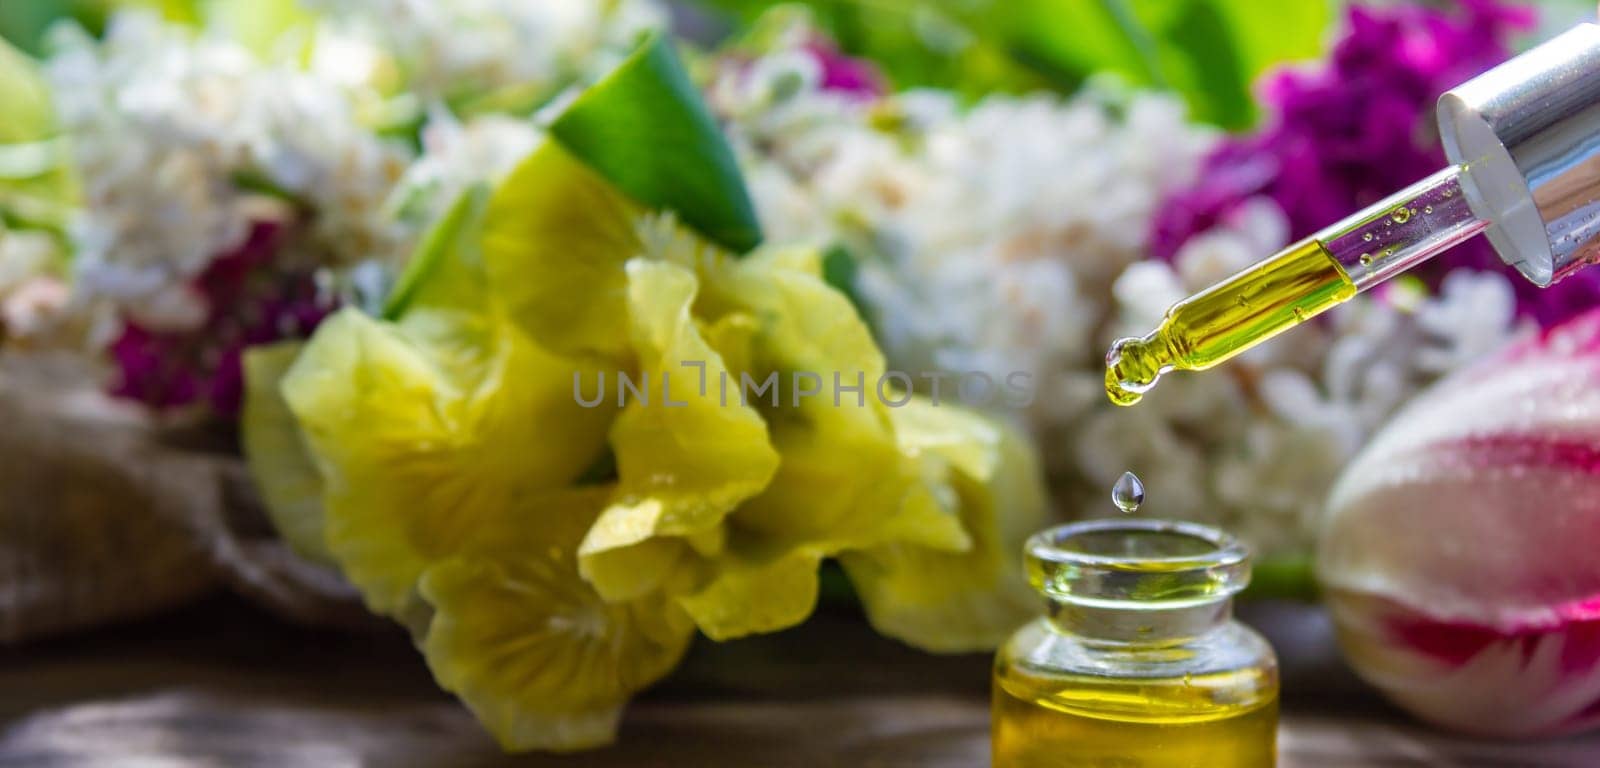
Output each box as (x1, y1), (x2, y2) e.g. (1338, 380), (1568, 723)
(1319, 309), (1600, 737)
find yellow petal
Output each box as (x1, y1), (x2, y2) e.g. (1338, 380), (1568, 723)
(612, 260), (779, 532)
(700, 312), (760, 379)
(719, 252), (969, 552)
(282, 308), (612, 615)
(741, 413), (970, 551)
(578, 259), (779, 603)
(889, 392), (1001, 480)
(703, 247), (885, 392)
(419, 486), (693, 752)
(578, 529), (686, 603)
(841, 400), (1050, 653)
(482, 140), (645, 361)
(676, 541), (824, 641)
(240, 340), (331, 565)
(629, 250), (968, 640)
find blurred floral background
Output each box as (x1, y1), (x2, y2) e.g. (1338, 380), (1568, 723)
(5, 0), (1600, 753)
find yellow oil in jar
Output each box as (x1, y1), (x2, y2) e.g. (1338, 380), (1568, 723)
(1106, 238), (1356, 406)
(993, 659), (1278, 767)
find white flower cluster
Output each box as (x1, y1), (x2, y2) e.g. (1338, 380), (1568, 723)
(718, 39), (1521, 555)
(389, 111), (542, 229)
(303, 0), (664, 103)
(0, 227), (66, 340)
(47, 12), (410, 329)
(0, 227), (58, 297)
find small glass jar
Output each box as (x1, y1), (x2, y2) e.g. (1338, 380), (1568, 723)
(993, 519), (1279, 767)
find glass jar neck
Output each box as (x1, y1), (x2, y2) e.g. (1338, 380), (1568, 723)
(1046, 597), (1232, 645)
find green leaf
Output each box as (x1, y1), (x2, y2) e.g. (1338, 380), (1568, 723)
(819, 242), (870, 321)
(0, 37), (76, 231)
(135, 0), (200, 23)
(708, 1), (1052, 96)
(1004, 0), (1334, 129)
(200, 0), (315, 59)
(0, 0), (106, 56)
(695, 0), (1333, 129)
(383, 184), (504, 390)
(1164, 1), (1251, 127)
(383, 184), (491, 320)
(1242, 554), (1319, 602)
(549, 33), (761, 253)
(0, 45), (57, 148)
(0, 0), (223, 56)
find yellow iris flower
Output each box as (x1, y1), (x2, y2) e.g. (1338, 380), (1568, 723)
(243, 138), (1047, 751)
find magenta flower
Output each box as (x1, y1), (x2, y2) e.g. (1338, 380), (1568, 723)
(1319, 309), (1600, 736)
(109, 220), (336, 417)
(1147, 2), (1600, 325)
(802, 37), (887, 99)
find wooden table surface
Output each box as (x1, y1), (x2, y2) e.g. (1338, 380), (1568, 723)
(1, 598), (1595, 767)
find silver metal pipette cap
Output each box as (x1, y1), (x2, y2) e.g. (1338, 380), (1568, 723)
(1438, 23), (1600, 287)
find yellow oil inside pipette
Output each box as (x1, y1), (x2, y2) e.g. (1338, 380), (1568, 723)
(1105, 238), (1356, 406)
(1105, 166), (1489, 407)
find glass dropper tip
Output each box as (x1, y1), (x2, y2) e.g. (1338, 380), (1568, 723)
(1105, 335), (1167, 406)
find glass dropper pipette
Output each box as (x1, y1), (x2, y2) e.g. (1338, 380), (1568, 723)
(1107, 22), (1600, 406)
(1105, 168), (1486, 405)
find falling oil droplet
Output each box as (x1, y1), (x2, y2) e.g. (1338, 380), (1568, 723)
(1362, 232), (1373, 242)
(1112, 471), (1144, 514)
(1359, 253), (1373, 266)
(1423, 205), (1433, 214)
(1391, 207), (1411, 224)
